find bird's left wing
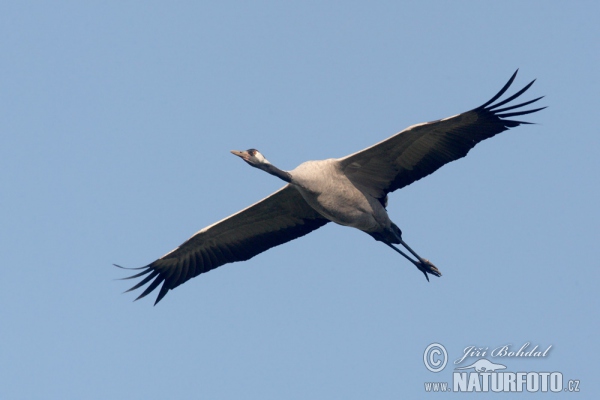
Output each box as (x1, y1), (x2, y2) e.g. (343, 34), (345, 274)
(117, 184), (329, 305)
(338, 70), (545, 200)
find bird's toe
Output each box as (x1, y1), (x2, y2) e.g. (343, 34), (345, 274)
(418, 259), (442, 280)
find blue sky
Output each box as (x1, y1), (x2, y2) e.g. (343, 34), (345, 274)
(1, 1), (598, 398)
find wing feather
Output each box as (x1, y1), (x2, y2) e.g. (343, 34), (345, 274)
(339, 70), (545, 199)
(117, 185), (329, 304)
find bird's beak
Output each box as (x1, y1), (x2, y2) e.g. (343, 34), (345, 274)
(230, 150), (248, 161)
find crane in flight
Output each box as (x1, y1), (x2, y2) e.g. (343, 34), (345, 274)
(117, 70), (544, 305)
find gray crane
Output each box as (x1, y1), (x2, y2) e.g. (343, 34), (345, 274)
(117, 70), (544, 305)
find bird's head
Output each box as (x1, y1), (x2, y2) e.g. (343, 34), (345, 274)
(230, 149), (270, 167)
(231, 148), (291, 182)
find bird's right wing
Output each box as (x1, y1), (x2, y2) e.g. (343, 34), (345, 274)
(117, 184), (329, 305)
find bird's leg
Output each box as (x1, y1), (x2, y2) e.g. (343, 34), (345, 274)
(383, 242), (434, 280)
(383, 241), (418, 265)
(383, 242), (439, 281)
(398, 239), (442, 280)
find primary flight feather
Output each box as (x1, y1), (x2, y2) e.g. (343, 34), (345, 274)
(116, 70), (545, 305)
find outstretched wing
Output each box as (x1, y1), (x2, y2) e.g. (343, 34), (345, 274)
(117, 185), (329, 305)
(339, 70), (545, 200)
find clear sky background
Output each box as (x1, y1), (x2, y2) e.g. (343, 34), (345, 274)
(1, 1), (598, 398)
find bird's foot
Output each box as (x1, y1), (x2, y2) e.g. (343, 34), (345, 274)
(416, 259), (442, 282)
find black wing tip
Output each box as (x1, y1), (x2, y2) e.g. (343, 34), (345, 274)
(478, 70), (545, 125)
(153, 283), (171, 305)
(115, 262), (170, 305)
(496, 106), (547, 119)
(132, 271), (165, 303)
(478, 69), (520, 109)
(113, 263), (146, 270)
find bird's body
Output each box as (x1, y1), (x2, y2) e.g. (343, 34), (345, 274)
(291, 159), (387, 233)
(117, 70), (545, 305)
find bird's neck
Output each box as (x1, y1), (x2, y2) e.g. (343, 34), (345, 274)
(260, 163), (292, 183)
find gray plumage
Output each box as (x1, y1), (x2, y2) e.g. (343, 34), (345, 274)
(117, 70), (545, 305)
